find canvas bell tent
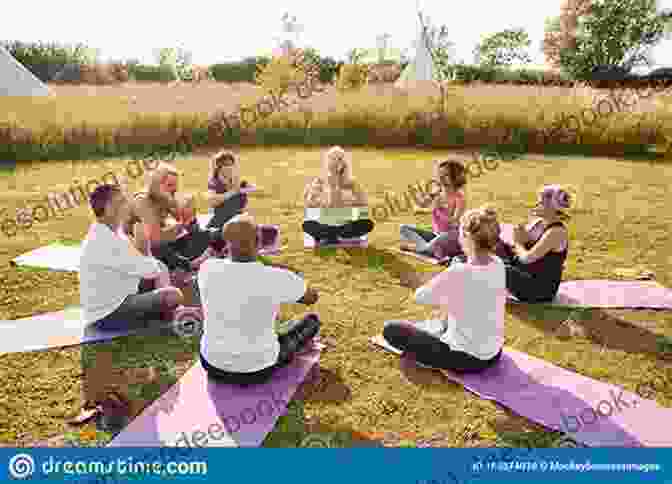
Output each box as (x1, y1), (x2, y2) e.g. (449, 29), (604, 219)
(395, 12), (438, 88)
(0, 45), (51, 96)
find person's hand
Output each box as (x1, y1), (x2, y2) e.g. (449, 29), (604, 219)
(512, 224), (528, 245)
(326, 174), (341, 189)
(300, 287), (319, 305)
(399, 271), (421, 289)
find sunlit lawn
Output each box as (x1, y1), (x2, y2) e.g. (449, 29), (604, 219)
(0, 147), (670, 447)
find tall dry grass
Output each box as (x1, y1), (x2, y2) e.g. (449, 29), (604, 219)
(1, 82), (670, 160)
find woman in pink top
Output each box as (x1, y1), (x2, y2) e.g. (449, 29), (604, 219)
(385, 206), (505, 372)
(400, 160), (466, 259)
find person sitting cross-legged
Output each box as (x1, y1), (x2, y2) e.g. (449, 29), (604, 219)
(77, 184), (185, 426)
(384, 206), (505, 373)
(204, 149), (278, 254)
(198, 214), (321, 386)
(302, 146), (374, 244)
(80, 184), (184, 331)
(493, 184), (571, 303)
(125, 162), (217, 272)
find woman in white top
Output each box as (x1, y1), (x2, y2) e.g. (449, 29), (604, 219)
(384, 206), (506, 372)
(302, 146), (374, 244)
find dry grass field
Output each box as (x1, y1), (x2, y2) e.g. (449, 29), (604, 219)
(0, 80), (671, 448)
(42, 81), (666, 120)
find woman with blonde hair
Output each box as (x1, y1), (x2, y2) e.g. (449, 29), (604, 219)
(302, 146), (374, 244)
(384, 205), (505, 373)
(494, 184), (571, 303)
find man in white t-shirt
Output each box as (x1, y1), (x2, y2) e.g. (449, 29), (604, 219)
(198, 214), (321, 386)
(80, 184), (184, 329)
(78, 184), (186, 429)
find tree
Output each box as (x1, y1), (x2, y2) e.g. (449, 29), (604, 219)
(545, 0), (671, 79)
(416, 13), (460, 114)
(543, 0), (594, 68)
(473, 28), (532, 67)
(153, 46), (193, 81)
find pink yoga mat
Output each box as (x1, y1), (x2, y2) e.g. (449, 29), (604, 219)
(371, 334), (672, 447)
(108, 341), (323, 447)
(508, 280), (672, 309)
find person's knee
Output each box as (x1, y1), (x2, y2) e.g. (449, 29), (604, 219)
(160, 287), (184, 309)
(302, 220), (318, 230)
(383, 320), (410, 342)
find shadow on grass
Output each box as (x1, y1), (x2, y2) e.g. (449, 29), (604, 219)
(294, 366), (352, 404)
(263, 399), (385, 447)
(508, 304), (672, 361)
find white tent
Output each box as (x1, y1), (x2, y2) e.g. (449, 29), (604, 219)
(0, 45), (51, 96)
(395, 12), (438, 88)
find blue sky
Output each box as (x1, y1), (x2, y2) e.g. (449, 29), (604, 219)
(5, 0), (672, 69)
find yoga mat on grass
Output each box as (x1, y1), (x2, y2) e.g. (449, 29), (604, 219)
(108, 341), (323, 447)
(507, 280), (672, 309)
(303, 207), (370, 248)
(11, 243), (82, 272)
(0, 307), (177, 354)
(370, 334), (672, 447)
(304, 233), (368, 249)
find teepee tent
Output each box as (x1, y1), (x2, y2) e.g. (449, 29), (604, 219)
(0, 45), (51, 96)
(395, 12), (437, 88)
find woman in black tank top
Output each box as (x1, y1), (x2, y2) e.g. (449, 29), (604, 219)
(495, 185), (571, 303)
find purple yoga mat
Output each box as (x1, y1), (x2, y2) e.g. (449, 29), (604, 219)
(108, 342), (323, 447)
(0, 307), (176, 354)
(508, 280), (672, 309)
(371, 334), (672, 447)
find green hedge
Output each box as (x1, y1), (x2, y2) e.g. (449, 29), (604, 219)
(1, 40), (93, 82)
(452, 64), (573, 86)
(210, 57), (270, 82)
(128, 64), (178, 82)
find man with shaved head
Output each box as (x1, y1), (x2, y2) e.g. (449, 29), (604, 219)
(125, 162), (222, 272)
(198, 214), (321, 385)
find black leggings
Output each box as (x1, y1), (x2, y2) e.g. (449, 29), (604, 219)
(494, 240), (558, 303)
(303, 219), (374, 243)
(505, 266), (558, 303)
(383, 320), (502, 373)
(206, 193), (248, 229)
(200, 314), (321, 386)
(152, 230), (214, 271)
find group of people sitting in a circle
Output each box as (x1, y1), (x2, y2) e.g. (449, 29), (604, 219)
(79, 145), (572, 410)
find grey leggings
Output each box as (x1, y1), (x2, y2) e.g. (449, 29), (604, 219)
(400, 224), (461, 257)
(95, 280), (174, 331)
